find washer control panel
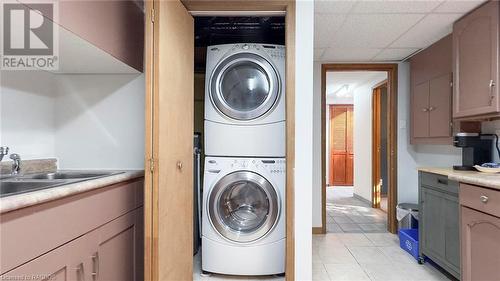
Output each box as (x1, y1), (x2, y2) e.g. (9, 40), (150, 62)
(206, 158), (286, 174)
(260, 159), (286, 174)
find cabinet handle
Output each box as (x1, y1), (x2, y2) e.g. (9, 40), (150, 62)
(421, 107), (429, 112)
(480, 195), (489, 203)
(92, 252), (100, 280)
(437, 178), (448, 185)
(74, 263), (84, 281)
(489, 80), (496, 106)
(428, 106), (436, 111)
(177, 161), (183, 170)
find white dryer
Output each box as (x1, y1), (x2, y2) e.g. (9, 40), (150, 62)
(204, 43), (285, 157)
(202, 156), (285, 276)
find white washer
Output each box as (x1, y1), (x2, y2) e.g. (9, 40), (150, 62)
(202, 156), (285, 276)
(204, 43), (285, 157)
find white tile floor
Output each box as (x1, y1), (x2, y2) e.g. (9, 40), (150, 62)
(313, 187), (452, 281)
(325, 187), (387, 233)
(192, 187), (452, 281)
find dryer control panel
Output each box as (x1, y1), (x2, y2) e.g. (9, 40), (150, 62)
(262, 45), (285, 59)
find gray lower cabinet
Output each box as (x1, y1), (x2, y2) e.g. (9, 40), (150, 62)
(419, 171), (460, 279)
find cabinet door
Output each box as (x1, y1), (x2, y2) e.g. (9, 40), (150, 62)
(412, 81), (430, 138)
(96, 208), (143, 281)
(453, 1), (499, 117)
(1, 231), (94, 281)
(461, 206), (500, 281)
(429, 74), (452, 137)
(421, 187), (446, 259)
(421, 186), (461, 276)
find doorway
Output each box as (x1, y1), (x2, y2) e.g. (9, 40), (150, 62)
(321, 64), (398, 235)
(372, 81), (389, 213)
(143, 1), (297, 280)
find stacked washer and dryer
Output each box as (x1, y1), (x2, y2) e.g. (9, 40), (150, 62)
(202, 43), (286, 276)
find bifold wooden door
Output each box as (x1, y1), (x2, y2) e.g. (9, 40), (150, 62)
(329, 105), (354, 186)
(144, 0), (194, 280)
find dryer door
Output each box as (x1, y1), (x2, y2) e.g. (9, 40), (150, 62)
(208, 171), (279, 243)
(210, 53), (280, 121)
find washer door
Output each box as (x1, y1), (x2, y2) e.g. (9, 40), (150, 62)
(210, 53), (280, 121)
(208, 171), (279, 243)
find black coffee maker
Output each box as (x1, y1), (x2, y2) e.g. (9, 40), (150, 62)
(453, 133), (493, 170)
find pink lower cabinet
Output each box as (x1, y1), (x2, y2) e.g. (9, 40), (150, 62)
(96, 207), (144, 281)
(0, 178), (144, 281)
(460, 183), (500, 281)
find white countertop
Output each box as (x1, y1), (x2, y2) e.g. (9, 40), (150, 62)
(0, 170), (144, 214)
(418, 167), (500, 191)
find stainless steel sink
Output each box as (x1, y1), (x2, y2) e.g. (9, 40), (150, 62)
(0, 181), (65, 197)
(0, 171), (123, 198)
(26, 171), (117, 180)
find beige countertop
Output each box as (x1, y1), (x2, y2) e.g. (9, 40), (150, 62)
(418, 167), (500, 191)
(0, 170), (144, 214)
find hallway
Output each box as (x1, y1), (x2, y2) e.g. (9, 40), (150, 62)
(313, 187), (451, 281)
(325, 187), (387, 233)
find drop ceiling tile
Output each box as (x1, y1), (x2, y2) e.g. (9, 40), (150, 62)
(330, 14), (425, 48)
(372, 48), (419, 61)
(390, 14), (461, 48)
(433, 0), (486, 13)
(352, 0), (443, 14)
(314, 14), (347, 48)
(315, 48), (326, 60)
(314, 0), (358, 14)
(321, 47), (382, 62)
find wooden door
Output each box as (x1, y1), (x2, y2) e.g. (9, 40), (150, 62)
(329, 105), (353, 186)
(412, 81), (430, 138)
(97, 208), (143, 281)
(429, 74), (452, 137)
(453, 1), (499, 117)
(145, 0), (194, 280)
(461, 206), (500, 281)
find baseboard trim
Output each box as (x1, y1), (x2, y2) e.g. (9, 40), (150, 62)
(353, 193), (372, 206)
(312, 227), (324, 234)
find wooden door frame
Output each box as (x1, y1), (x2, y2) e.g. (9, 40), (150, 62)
(144, 1), (296, 280)
(371, 81), (387, 209)
(328, 104), (354, 186)
(320, 64), (398, 235)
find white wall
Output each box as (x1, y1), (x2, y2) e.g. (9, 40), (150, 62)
(1, 71), (57, 160)
(352, 74), (386, 202)
(0, 71), (145, 169)
(312, 62), (323, 228)
(55, 74), (145, 169)
(295, 1), (314, 280)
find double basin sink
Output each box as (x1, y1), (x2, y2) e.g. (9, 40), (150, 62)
(0, 171), (123, 198)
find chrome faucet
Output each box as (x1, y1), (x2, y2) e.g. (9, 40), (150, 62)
(10, 153), (21, 175)
(0, 146), (9, 161)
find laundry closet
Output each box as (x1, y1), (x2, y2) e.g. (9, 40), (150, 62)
(192, 16), (287, 278)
